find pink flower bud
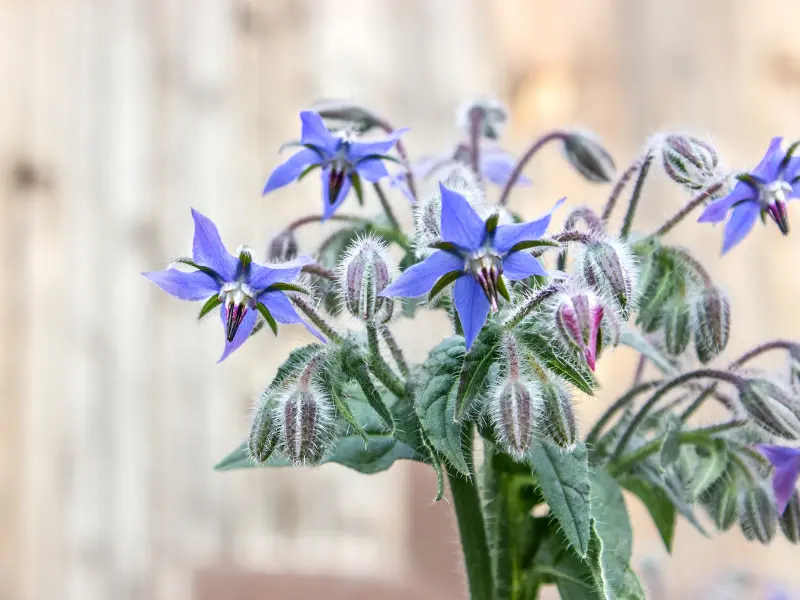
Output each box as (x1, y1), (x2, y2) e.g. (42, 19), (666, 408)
(555, 292), (605, 371)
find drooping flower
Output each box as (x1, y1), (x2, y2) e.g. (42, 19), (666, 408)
(380, 182), (563, 348)
(757, 444), (800, 515)
(263, 111), (408, 220)
(143, 209), (323, 362)
(698, 137), (800, 253)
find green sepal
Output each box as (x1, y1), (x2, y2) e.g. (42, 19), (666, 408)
(198, 295), (222, 320)
(256, 302), (279, 336)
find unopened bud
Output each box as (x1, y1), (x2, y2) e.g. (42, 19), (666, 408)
(562, 131), (616, 183)
(662, 299), (692, 356)
(779, 491), (800, 543)
(337, 235), (396, 324)
(554, 291), (604, 371)
(267, 229), (299, 262)
(281, 385), (334, 466)
(738, 484), (778, 544)
(579, 239), (637, 318)
(541, 380), (578, 449)
(712, 482), (739, 532)
(661, 134), (720, 191)
(457, 96), (508, 141)
(248, 392), (280, 463)
(739, 378), (800, 440)
(693, 287), (730, 363)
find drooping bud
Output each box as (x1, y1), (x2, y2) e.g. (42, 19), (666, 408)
(541, 379), (578, 449)
(267, 229), (299, 262)
(457, 96), (508, 141)
(561, 130), (616, 183)
(662, 299), (692, 356)
(738, 484), (778, 544)
(554, 291), (604, 371)
(711, 481), (739, 532)
(579, 238), (637, 318)
(248, 391), (280, 463)
(738, 378), (800, 440)
(693, 286), (730, 363)
(660, 134), (720, 191)
(336, 235), (396, 324)
(779, 491), (800, 543)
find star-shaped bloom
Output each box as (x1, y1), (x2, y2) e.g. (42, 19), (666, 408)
(698, 137), (800, 253)
(263, 111), (408, 220)
(757, 444), (800, 515)
(143, 209), (323, 362)
(380, 182), (563, 349)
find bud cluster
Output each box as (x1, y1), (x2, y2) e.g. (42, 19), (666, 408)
(738, 377), (800, 440)
(576, 236), (638, 319)
(336, 235), (396, 325)
(658, 133), (722, 191)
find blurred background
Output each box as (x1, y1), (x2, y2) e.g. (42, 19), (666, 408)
(2, 0), (800, 598)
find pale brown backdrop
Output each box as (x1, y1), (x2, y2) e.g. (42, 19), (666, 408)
(1, 1), (800, 599)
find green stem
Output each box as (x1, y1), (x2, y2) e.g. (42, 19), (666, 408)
(372, 182), (401, 231)
(482, 444), (512, 600)
(620, 152), (653, 238)
(289, 295), (342, 343)
(448, 466), (495, 600)
(502, 284), (560, 329)
(585, 380), (661, 447)
(366, 325), (406, 398)
(380, 326), (409, 376)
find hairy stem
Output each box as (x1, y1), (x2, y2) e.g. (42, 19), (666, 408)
(632, 355), (647, 387)
(373, 182), (400, 231)
(667, 246), (713, 287)
(468, 107), (484, 179)
(503, 284), (560, 329)
(301, 263), (336, 280)
(498, 130), (570, 206)
(601, 157), (644, 222)
(289, 295), (342, 343)
(380, 326), (409, 376)
(585, 380), (661, 447)
(481, 444), (512, 600)
(366, 325), (406, 398)
(620, 152), (654, 238)
(649, 180), (724, 238)
(284, 213), (365, 232)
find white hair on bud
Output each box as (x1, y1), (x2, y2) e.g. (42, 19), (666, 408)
(274, 375), (336, 467)
(333, 233), (397, 325)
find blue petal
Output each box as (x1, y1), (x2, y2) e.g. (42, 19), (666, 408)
(388, 171), (416, 203)
(300, 111), (339, 153)
(217, 306), (258, 363)
(191, 208), (237, 280)
(143, 268), (219, 301)
(453, 276), (491, 350)
(493, 198), (565, 254)
(356, 158), (391, 183)
(758, 444), (800, 469)
(248, 256), (314, 291)
(347, 128), (409, 160)
(698, 182), (755, 223)
(784, 156), (800, 190)
(721, 202), (760, 254)
(752, 136), (784, 182)
(481, 147), (529, 187)
(773, 461), (800, 515)
(321, 168), (352, 221)
(258, 290), (326, 342)
(439, 182), (485, 251)
(380, 251), (463, 298)
(502, 252), (547, 280)
(262, 148), (322, 194)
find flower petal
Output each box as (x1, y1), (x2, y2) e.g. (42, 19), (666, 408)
(321, 168), (352, 221)
(697, 182), (755, 223)
(501, 251), (547, 281)
(191, 208), (237, 280)
(493, 198), (565, 254)
(481, 148), (530, 187)
(439, 182), (485, 251)
(453, 276), (491, 350)
(217, 306), (257, 363)
(248, 256), (313, 291)
(300, 111), (339, 152)
(388, 171), (416, 203)
(143, 268), (219, 301)
(355, 158), (390, 183)
(347, 128), (409, 160)
(752, 136), (784, 182)
(773, 462), (800, 515)
(262, 148), (322, 194)
(380, 251), (463, 298)
(258, 290), (326, 342)
(757, 444), (800, 469)
(721, 201), (760, 254)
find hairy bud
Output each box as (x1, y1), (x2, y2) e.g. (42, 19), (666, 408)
(337, 235), (396, 324)
(662, 299), (692, 356)
(248, 392), (280, 463)
(541, 380), (578, 449)
(693, 287), (730, 363)
(267, 229), (299, 262)
(660, 134), (719, 191)
(554, 291), (604, 371)
(457, 96), (508, 140)
(561, 130), (616, 183)
(738, 484), (778, 544)
(578, 239), (637, 318)
(711, 481), (739, 532)
(739, 378), (800, 440)
(779, 491), (800, 543)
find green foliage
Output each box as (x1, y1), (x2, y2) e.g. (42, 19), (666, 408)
(517, 327), (598, 395)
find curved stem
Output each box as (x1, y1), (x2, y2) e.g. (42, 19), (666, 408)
(289, 295), (342, 343)
(366, 325), (406, 398)
(632, 355), (647, 387)
(301, 263), (336, 280)
(372, 181), (400, 231)
(284, 213), (365, 232)
(680, 384), (718, 422)
(667, 246), (713, 287)
(502, 284), (560, 329)
(380, 326), (409, 376)
(585, 380), (661, 446)
(610, 369), (743, 462)
(620, 153), (654, 238)
(601, 158), (644, 222)
(368, 116), (418, 202)
(498, 130), (570, 206)
(649, 180), (724, 238)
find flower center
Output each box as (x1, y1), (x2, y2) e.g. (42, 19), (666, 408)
(761, 180), (792, 235)
(219, 281), (256, 341)
(467, 249), (503, 312)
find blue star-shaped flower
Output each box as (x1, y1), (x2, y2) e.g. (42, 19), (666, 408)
(757, 443), (800, 515)
(143, 209), (323, 362)
(380, 182), (563, 349)
(699, 137), (800, 253)
(263, 111), (408, 220)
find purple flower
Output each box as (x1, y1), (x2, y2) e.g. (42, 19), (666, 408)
(698, 137), (800, 253)
(757, 444), (800, 515)
(263, 111), (407, 220)
(380, 182), (563, 349)
(143, 209), (323, 362)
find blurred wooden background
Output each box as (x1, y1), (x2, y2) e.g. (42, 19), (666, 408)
(1, 0), (800, 599)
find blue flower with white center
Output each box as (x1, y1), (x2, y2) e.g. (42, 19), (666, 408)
(698, 137), (800, 254)
(263, 111), (408, 221)
(379, 182), (563, 349)
(757, 444), (800, 515)
(143, 209), (323, 362)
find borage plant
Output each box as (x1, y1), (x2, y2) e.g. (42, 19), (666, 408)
(144, 98), (800, 600)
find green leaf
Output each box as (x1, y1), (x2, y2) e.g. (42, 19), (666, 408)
(340, 340), (395, 432)
(329, 379), (369, 446)
(198, 295), (222, 320)
(527, 441), (592, 557)
(619, 328), (677, 375)
(689, 438), (729, 500)
(413, 337), (473, 476)
(621, 475), (676, 552)
(517, 329), (597, 395)
(455, 324), (503, 421)
(659, 415), (682, 468)
(256, 302), (279, 336)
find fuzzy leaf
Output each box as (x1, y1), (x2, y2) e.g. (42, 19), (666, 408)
(527, 441), (592, 556)
(340, 340), (395, 432)
(455, 323), (503, 421)
(689, 439), (729, 500)
(518, 329), (597, 395)
(621, 475), (676, 552)
(619, 328), (678, 375)
(659, 415), (682, 468)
